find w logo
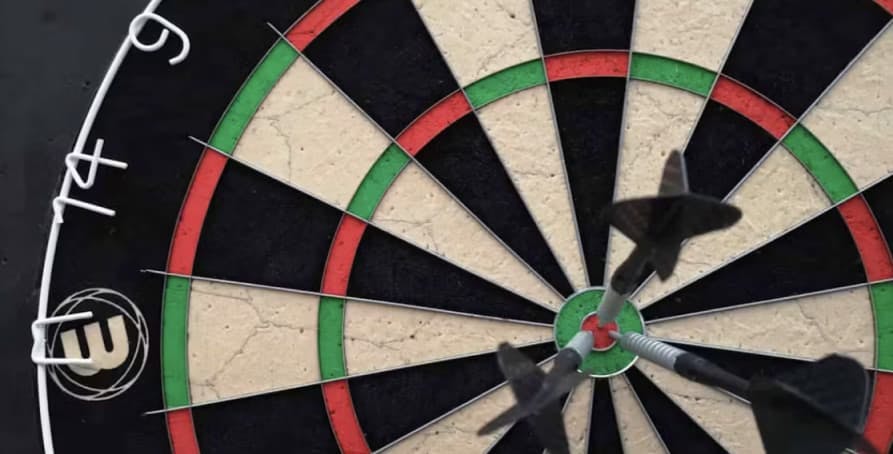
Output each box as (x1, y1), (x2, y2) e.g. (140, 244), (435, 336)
(48, 288), (148, 401)
(60, 315), (129, 377)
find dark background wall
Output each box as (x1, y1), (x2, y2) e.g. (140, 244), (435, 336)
(0, 1), (144, 451)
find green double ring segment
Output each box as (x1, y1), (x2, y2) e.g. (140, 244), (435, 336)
(554, 289), (644, 377)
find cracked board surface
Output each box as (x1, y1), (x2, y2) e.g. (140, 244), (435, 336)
(382, 382), (517, 453)
(611, 376), (666, 453)
(187, 280), (320, 403)
(562, 380), (593, 454)
(342, 300), (552, 375)
(233, 56), (562, 309)
(647, 285), (876, 368)
(186, 280), (552, 402)
(232, 57), (390, 210)
(636, 360), (762, 453)
(412, 0), (540, 86)
(477, 86), (587, 290)
(801, 27), (893, 189)
(383, 358), (557, 453)
(631, 0), (751, 70)
(372, 161), (563, 309)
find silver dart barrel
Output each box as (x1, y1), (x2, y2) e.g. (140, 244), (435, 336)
(609, 331), (684, 370)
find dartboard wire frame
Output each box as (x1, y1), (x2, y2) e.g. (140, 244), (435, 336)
(30, 0), (169, 453)
(525, 0), (593, 288)
(167, 28), (892, 454)
(591, 0), (639, 288)
(178, 132), (560, 317)
(156, 4), (893, 452)
(266, 21), (572, 301)
(145, 269), (554, 328)
(645, 275), (893, 325)
(628, 18), (893, 303)
(409, 9), (581, 296)
(375, 353), (561, 453)
(270, 19), (567, 452)
(30, 0), (893, 453)
(581, 379), (597, 453)
(141, 333), (554, 416)
(675, 0), (755, 160)
(616, 372), (672, 453)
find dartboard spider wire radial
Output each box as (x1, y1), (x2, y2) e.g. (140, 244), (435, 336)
(31, 0), (893, 454)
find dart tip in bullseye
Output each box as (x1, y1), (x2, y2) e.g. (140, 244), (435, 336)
(608, 331), (621, 340)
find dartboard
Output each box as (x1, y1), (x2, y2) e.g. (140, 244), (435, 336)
(33, 0), (893, 453)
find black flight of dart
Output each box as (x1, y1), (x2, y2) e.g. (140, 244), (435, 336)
(478, 151), (876, 454)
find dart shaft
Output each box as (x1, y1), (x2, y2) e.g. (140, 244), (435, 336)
(674, 353), (750, 397)
(596, 286), (626, 326)
(597, 248), (648, 325)
(614, 332), (749, 397)
(564, 330), (594, 362)
(550, 331), (594, 378)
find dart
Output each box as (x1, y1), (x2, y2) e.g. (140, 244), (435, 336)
(477, 330), (593, 454)
(595, 150), (742, 326)
(610, 331), (878, 454)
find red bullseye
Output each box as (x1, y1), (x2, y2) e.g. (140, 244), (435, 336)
(580, 313), (618, 351)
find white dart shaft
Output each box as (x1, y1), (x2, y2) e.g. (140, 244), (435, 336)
(596, 286), (626, 326)
(565, 330), (594, 359)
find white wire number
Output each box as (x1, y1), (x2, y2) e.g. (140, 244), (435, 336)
(128, 12), (190, 65)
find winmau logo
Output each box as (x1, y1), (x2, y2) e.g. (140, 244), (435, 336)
(47, 288), (149, 401)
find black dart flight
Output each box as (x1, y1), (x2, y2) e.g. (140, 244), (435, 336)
(478, 331), (593, 454)
(597, 150), (742, 326)
(612, 331), (877, 454)
(605, 150), (742, 284)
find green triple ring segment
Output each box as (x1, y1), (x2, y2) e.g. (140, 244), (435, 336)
(554, 288), (644, 377)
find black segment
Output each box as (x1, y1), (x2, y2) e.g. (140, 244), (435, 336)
(415, 114), (574, 296)
(722, 0), (889, 116)
(194, 160), (343, 290)
(549, 78), (627, 285)
(589, 379), (623, 454)
(44, 1), (316, 453)
(625, 367), (727, 453)
(350, 342), (556, 450)
(532, 0), (636, 53)
(350, 226), (556, 323)
(192, 386), (338, 453)
(864, 176), (893, 252)
(303, 0), (458, 136)
(683, 100), (779, 199)
(488, 392), (571, 454)
(643, 208), (866, 321)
